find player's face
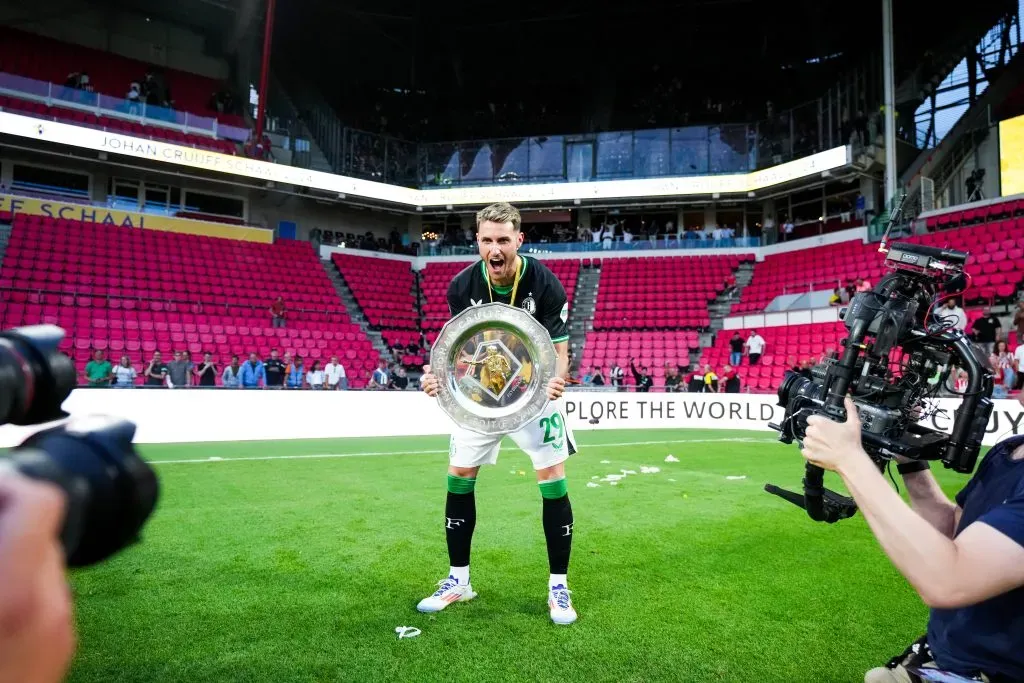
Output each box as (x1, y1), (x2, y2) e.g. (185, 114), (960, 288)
(477, 220), (523, 283)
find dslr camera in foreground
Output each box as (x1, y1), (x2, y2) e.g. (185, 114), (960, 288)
(766, 235), (995, 524)
(0, 324), (159, 567)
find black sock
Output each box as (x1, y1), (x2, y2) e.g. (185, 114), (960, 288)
(445, 490), (476, 568)
(542, 494), (573, 575)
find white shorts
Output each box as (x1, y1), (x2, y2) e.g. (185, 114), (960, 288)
(449, 400), (577, 471)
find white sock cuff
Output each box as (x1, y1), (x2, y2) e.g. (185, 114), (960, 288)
(549, 573), (568, 589)
(450, 566), (470, 584)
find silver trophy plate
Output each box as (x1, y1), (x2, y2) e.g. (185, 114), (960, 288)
(431, 302), (558, 436)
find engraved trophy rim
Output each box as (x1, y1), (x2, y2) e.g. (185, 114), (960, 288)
(430, 302), (558, 436)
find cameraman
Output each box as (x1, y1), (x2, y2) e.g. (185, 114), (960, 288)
(803, 394), (1024, 683)
(0, 468), (76, 683)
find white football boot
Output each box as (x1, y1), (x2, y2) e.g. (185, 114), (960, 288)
(416, 575), (477, 613)
(548, 584), (577, 625)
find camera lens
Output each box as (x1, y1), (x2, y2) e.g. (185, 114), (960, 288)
(0, 325), (76, 426)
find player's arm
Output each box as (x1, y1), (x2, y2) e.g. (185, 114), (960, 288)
(537, 278), (570, 397)
(554, 341), (569, 380)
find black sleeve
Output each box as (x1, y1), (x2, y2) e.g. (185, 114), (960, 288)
(447, 274), (468, 318)
(630, 361), (641, 382)
(537, 272), (570, 343)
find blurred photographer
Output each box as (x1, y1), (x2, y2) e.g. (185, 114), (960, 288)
(0, 469), (76, 683)
(802, 393), (1024, 683)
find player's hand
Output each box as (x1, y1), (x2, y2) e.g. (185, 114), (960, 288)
(0, 469), (76, 683)
(801, 396), (869, 473)
(421, 365), (439, 398)
(546, 376), (566, 402)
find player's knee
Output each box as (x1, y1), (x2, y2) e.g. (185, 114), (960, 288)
(536, 463), (565, 482)
(448, 465), (479, 480)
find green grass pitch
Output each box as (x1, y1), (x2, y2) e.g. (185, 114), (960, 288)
(66, 428), (972, 683)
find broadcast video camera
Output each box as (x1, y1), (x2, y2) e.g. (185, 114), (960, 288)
(765, 201), (995, 523)
(0, 325), (158, 566)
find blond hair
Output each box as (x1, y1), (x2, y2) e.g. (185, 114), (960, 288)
(476, 202), (521, 232)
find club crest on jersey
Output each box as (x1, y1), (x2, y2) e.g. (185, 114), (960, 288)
(521, 295), (537, 315)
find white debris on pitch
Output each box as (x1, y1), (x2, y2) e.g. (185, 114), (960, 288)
(395, 626), (421, 639)
(640, 466), (660, 474)
(601, 474), (626, 483)
(586, 482), (600, 488)
(609, 481), (619, 486)
(600, 460), (611, 464)
(591, 476), (599, 480)
(621, 469), (637, 475)
(510, 470), (517, 474)
(726, 475), (747, 480)
(665, 455), (680, 462)
(668, 478), (677, 482)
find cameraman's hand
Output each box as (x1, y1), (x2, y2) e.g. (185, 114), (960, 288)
(0, 470), (75, 683)
(421, 365), (439, 398)
(802, 396), (870, 473)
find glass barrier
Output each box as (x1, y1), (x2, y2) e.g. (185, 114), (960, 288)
(0, 71), (250, 142)
(418, 236), (761, 256)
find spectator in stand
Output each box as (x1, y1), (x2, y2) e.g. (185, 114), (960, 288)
(144, 351), (168, 387)
(995, 340), (1015, 393)
(937, 297), (968, 332)
(829, 288), (843, 306)
(392, 366), (409, 390)
(782, 217), (794, 241)
(855, 277), (873, 293)
(166, 351), (192, 388)
(324, 355), (348, 390)
(82, 349), (112, 387)
(629, 358), (653, 393)
(221, 355), (242, 388)
(722, 364), (741, 393)
(686, 365), (705, 393)
(1014, 301), (1024, 345)
(270, 296), (287, 328)
(589, 366), (606, 387)
(664, 365), (681, 392)
(183, 351), (195, 379)
(126, 82), (141, 115)
(111, 355), (137, 388)
(702, 364), (719, 393)
(368, 359), (390, 390)
(610, 362), (625, 391)
(745, 330), (766, 365)
(264, 349), (286, 389)
(239, 353), (266, 389)
(286, 356), (306, 389)
(970, 307), (1002, 355)
(622, 227), (633, 244)
(799, 359), (814, 379)
(990, 355), (1009, 399)
(729, 331), (745, 366)
(306, 360), (325, 389)
(854, 192), (866, 221)
(194, 352), (217, 387)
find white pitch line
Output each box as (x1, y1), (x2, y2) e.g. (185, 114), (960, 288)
(149, 437), (779, 465)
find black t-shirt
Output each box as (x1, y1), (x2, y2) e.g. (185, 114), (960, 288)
(196, 362), (217, 386)
(687, 372), (704, 392)
(591, 372), (605, 386)
(729, 337), (745, 353)
(972, 315), (1001, 343)
(145, 362), (168, 386)
(447, 256), (570, 344)
(265, 359), (286, 386)
(393, 374), (409, 390)
(664, 374), (681, 391)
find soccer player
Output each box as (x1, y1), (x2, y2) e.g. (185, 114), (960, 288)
(418, 202), (578, 625)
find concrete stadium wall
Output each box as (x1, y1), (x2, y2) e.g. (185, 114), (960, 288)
(0, 390), (1020, 448)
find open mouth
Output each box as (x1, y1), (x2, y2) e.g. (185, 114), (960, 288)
(487, 256), (505, 274)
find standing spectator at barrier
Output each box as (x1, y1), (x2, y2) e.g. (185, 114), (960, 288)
(702, 364), (719, 393)
(144, 351), (168, 387)
(937, 298), (967, 332)
(324, 355), (348, 390)
(722, 364), (741, 393)
(728, 331), (745, 367)
(82, 349), (112, 387)
(393, 366), (409, 390)
(829, 288), (843, 306)
(306, 360), (325, 389)
(609, 362), (625, 391)
(183, 351), (195, 379)
(1013, 301), (1024, 345)
(745, 330), (766, 365)
(1014, 341), (1024, 392)
(270, 296), (287, 328)
(195, 352), (217, 387)
(111, 355), (137, 388)
(286, 356), (306, 389)
(166, 351), (192, 388)
(264, 349), (286, 389)
(991, 355), (1009, 399)
(222, 356), (242, 388)
(995, 340), (1016, 393)
(629, 358), (652, 393)
(368, 358), (391, 390)
(239, 353), (266, 389)
(686, 365), (705, 393)
(970, 307), (1002, 355)
(664, 365), (681, 392)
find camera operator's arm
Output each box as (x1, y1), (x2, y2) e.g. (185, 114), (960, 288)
(803, 398), (1024, 609)
(0, 470), (76, 683)
(898, 463), (960, 538)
